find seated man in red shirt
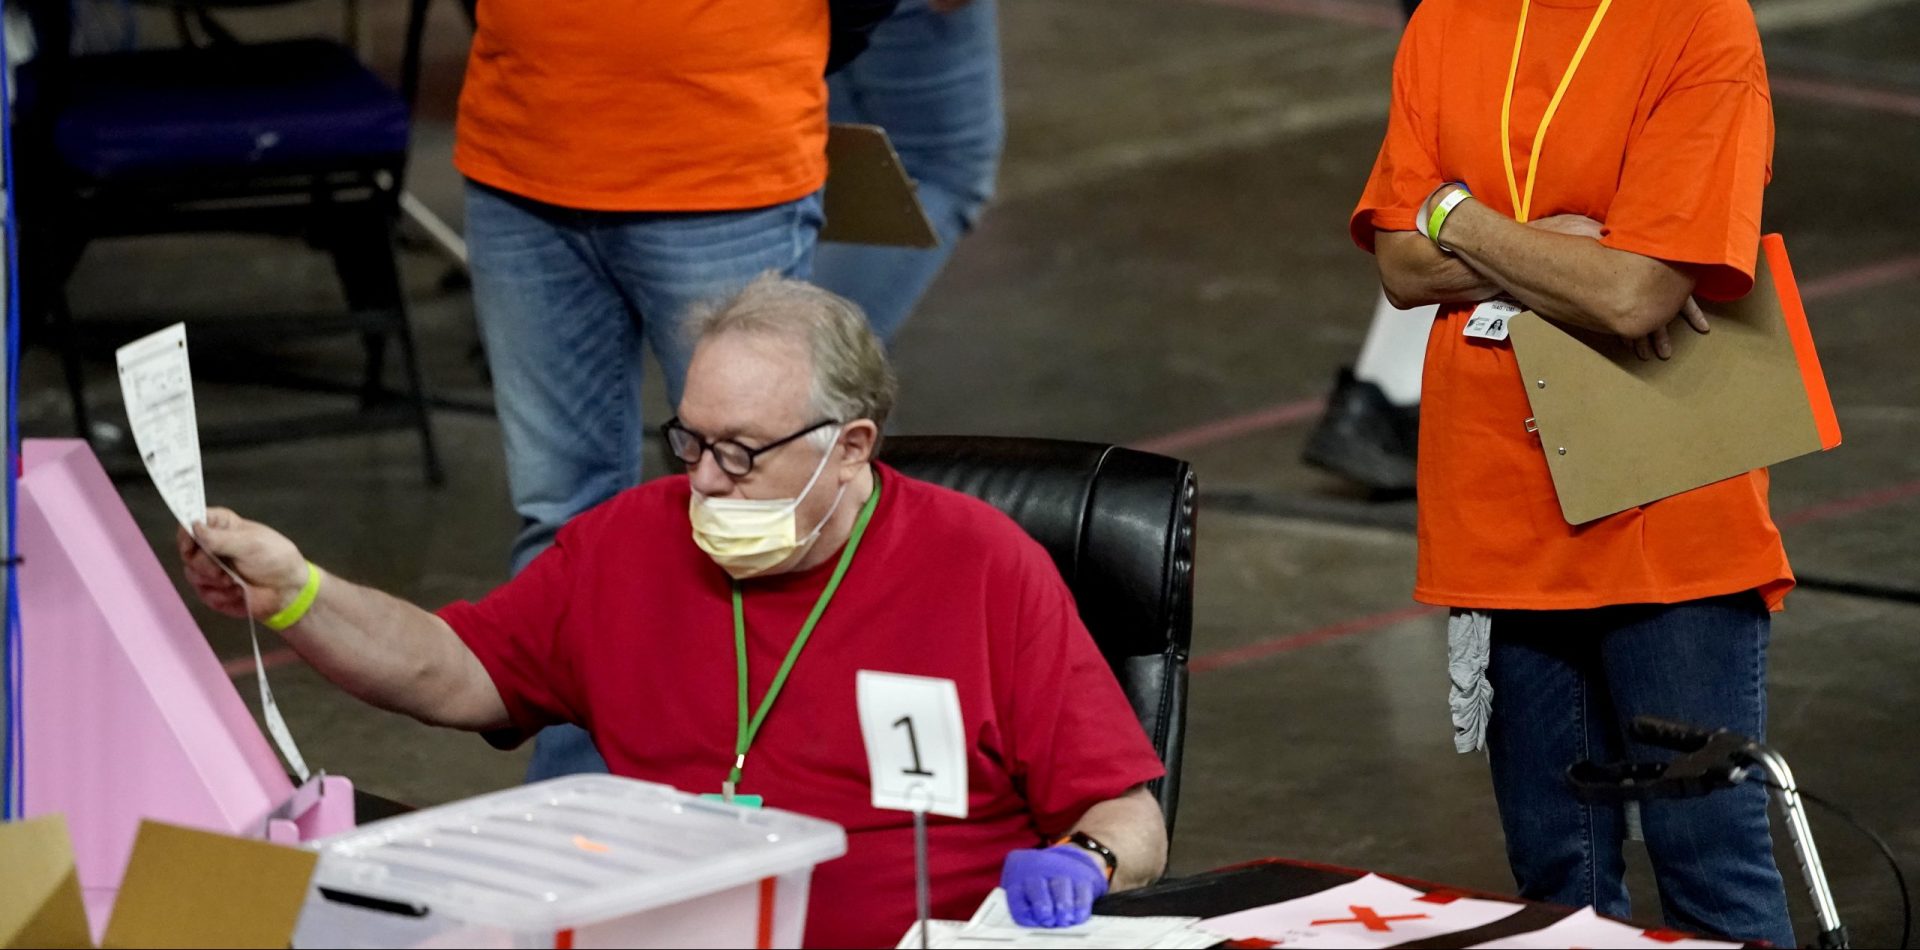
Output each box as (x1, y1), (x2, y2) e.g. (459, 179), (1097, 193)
(178, 274), (1170, 948)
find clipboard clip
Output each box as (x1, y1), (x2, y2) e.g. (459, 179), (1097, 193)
(1524, 417), (1539, 434)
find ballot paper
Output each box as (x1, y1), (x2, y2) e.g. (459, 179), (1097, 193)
(1200, 874), (1524, 947)
(1470, 907), (1744, 949)
(114, 322), (311, 782)
(894, 888), (1226, 949)
(116, 323), (205, 531)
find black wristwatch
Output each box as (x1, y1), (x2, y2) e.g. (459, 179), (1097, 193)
(1053, 831), (1118, 880)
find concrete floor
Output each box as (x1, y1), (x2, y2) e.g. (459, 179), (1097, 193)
(25, 0), (1920, 943)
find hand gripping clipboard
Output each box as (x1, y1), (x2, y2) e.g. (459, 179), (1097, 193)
(820, 123), (940, 248)
(1508, 234), (1842, 525)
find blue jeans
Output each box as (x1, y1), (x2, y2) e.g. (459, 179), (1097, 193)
(811, 0), (1003, 344)
(465, 180), (821, 781)
(1485, 593), (1795, 947)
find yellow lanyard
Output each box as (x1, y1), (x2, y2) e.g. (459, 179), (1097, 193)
(1499, 0), (1613, 223)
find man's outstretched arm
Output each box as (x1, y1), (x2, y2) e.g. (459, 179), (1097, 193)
(181, 509), (510, 730)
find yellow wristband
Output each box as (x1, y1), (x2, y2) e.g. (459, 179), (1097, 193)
(1424, 184), (1472, 252)
(264, 562), (322, 632)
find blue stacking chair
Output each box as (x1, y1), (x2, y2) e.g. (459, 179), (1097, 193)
(19, 0), (444, 483)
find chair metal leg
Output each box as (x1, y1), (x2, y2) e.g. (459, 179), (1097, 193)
(359, 329), (389, 407)
(389, 292), (444, 486)
(328, 210), (444, 486)
(49, 297), (94, 442)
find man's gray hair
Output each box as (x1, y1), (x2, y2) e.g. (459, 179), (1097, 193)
(687, 274), (898, 443)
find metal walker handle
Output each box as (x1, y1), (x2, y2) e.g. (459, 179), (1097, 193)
(1566, 717), (1848, 949)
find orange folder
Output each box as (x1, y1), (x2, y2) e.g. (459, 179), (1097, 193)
(1508, 234), (1841, 524)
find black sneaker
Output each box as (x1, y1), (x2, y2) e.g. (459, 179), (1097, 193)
(1301, 367), (1420, 495)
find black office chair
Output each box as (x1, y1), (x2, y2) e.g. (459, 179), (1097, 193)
(17, 0), (445, 484)
(881, 436), (1195, 834)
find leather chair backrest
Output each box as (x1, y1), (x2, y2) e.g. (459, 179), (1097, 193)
(881, 436), (1195, 832)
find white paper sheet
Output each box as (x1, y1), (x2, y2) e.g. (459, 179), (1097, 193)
(116, 323), (205, 531)
(1200, 874), (1524, 947)
(114, 323), (310, 781)
(1471, 907), (1744, 949)
(857, 670), (969, 818)
(893, 889), (1224, 949)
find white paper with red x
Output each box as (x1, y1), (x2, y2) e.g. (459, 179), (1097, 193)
(1199, 874), (1523, 947)
(1470, 907), (1743, 949)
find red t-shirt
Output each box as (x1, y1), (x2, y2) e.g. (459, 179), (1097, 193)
(438, 465), (1165, 948)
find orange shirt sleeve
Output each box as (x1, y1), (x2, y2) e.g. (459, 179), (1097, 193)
(1350, 10), (1443, 253)
(1600, 2), (1774, 301)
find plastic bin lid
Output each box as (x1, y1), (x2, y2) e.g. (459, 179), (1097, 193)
(306, 775), (848, 931)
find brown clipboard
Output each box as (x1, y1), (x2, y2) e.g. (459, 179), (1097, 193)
(1508, 233), (1842, 525)
(820, 123), (939, 249)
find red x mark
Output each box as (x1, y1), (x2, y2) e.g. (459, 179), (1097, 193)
(1310, 904), (1431, 932)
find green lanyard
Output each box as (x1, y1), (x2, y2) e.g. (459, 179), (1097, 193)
(723, 474), (882, 800)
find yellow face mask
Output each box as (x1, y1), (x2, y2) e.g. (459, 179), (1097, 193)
(688, 428), (849, 579)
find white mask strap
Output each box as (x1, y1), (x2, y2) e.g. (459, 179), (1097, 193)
(781, 426), (843, 515)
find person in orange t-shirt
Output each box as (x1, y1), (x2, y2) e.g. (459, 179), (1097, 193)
(1349, 0), (1795, 943)
(454, 1), (869, 779)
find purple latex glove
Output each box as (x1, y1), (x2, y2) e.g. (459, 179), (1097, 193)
(999, 845), (1110, 928)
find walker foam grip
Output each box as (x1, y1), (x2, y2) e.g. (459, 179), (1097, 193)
(1567, 726), (1757, 804)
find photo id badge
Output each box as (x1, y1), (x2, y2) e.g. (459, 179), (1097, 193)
(1464, 298), (1521, 341)
(856, 671), (968, 818)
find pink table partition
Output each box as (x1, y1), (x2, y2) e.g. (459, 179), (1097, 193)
(18, 439), (352, 936)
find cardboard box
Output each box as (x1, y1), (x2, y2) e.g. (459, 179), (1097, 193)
(1, 815), (317, 949)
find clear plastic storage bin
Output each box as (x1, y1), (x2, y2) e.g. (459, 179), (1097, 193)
(292, 775), (847, 949)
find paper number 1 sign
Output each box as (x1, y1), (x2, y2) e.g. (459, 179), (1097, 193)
(856, 671), (968, 819)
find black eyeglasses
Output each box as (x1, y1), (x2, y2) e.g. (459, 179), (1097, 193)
(661, 417), (838, 478)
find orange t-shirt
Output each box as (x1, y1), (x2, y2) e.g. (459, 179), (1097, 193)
(454, 1), (830, 212)
(1349, 0), (1794, 611)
